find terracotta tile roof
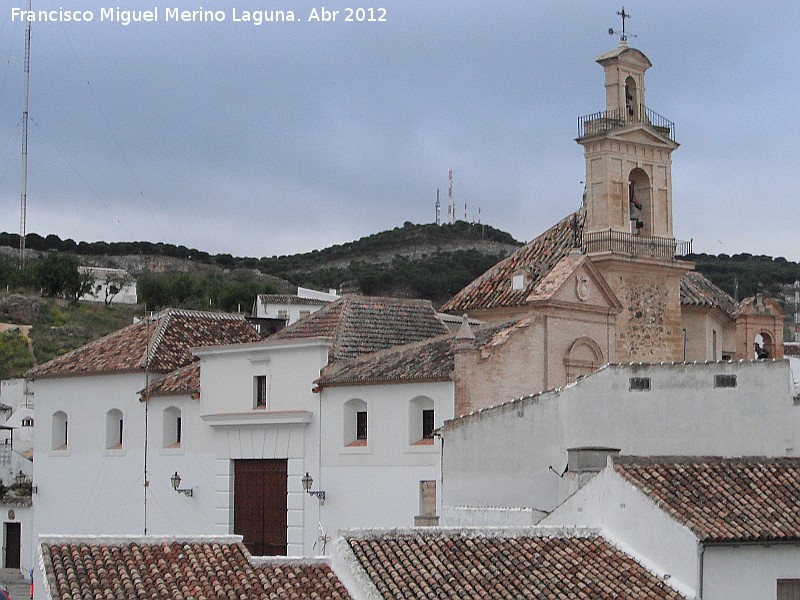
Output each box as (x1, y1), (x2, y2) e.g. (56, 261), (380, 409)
(525, 253), (586, 302)
(442, 210), (585, 313)
(143, 362), (200, 399)
(614, 456), (800, 542)
(679, 271), (738, 316)
(27, 309), (262, 379)
(345, 529), (684, 599)
(269, 295), (449, 361)
(41, 537), (352, 600)
(316, 319), (523, 386)
(258, 294), (331, 306)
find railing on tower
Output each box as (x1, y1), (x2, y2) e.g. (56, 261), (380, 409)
(577, 105), (675, 141)
(582, 230), (691, 259)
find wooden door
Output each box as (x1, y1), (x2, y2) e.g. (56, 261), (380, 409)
(233, 459), (287, 556)
(4, 522), (20, 568)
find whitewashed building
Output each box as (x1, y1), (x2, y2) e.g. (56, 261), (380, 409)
(27, 296), (450, 564)
(80, 266), (138, 305)
(541, 455), (800, 600)
(26, 309), (262, 577)
(439, 359), (799, 526)
(253, 286), (339, 325)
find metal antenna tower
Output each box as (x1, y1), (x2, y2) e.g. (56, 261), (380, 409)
(447, 169), (454, 224)
(19, 0), (32, 266)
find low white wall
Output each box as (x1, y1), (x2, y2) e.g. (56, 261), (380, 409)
(703, 544), (800, 600)
(442, 361), (796, 514)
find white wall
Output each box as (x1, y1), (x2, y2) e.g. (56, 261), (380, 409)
(32, 372), (223, 541)
(319, 381), (453, 535)
(703, 544), (800, 600)
(196, 339), (331, 555)
(441, 360), (796, 521)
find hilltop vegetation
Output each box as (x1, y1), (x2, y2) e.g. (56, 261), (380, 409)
(2, 223), (800, 381)
(686, 253), (800, 301)
(1, 221), (521, 306)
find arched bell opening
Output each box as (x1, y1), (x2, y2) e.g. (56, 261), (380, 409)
(754, 331), (774, 360)
(624, 76), (639, 120)
(628, 168), (652, 237)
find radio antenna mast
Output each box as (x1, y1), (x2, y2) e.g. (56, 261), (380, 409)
(19, 0), (32, 266)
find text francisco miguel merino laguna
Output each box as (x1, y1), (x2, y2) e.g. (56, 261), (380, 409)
(9, 6), (326, 25)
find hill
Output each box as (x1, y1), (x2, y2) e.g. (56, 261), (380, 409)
(0, 221), (523, 305)
(2, 226), (800, 381)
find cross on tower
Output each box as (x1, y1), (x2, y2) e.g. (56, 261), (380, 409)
(609, 7), (635, 42)
(617, 7), (631, 37)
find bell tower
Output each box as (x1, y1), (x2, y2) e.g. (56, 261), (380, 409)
(576, 26), (691, 364)
(578, 41), (678, 240)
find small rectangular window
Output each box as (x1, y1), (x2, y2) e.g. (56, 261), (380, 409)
(714, 374), (737, 388)
(629, 377), (651, 391)
(118, 418), (124, 446)
(176, 417), (182, 445)
(356, 411), (367, 440)
(422, 409), (435, 439)
(277, 309), (288, 320)
(254, 375), (268, 408)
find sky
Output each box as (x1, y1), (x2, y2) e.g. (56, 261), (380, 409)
(0, 1), (798, 261)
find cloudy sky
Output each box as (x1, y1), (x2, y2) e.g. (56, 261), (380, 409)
(0, 1), (797, 260)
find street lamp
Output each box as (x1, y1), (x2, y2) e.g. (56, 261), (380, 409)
(301, 472), (325, 503)
(170, 471), (193, 497)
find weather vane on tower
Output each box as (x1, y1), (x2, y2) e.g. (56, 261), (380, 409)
(609, 7), (636, 43)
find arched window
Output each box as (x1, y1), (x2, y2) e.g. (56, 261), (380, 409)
(409, 396), (435, 445)
(163, 406), (182, 448)
(51, 411), (68, 450)
(343, 399), (367, 447)
(106, 409), (123, 449)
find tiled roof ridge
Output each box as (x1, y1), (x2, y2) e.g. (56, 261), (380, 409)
(142, 307), (253, 369)
(342, 525), (604, 540)
(140, 309), (171, 369)
(40, 534), (245, 545)
(613, 455), (800, 466)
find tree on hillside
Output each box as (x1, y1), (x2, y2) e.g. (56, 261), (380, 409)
(33, 253), (94, 302)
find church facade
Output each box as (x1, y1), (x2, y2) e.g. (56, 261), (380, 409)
(441, 40), (784, 408)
